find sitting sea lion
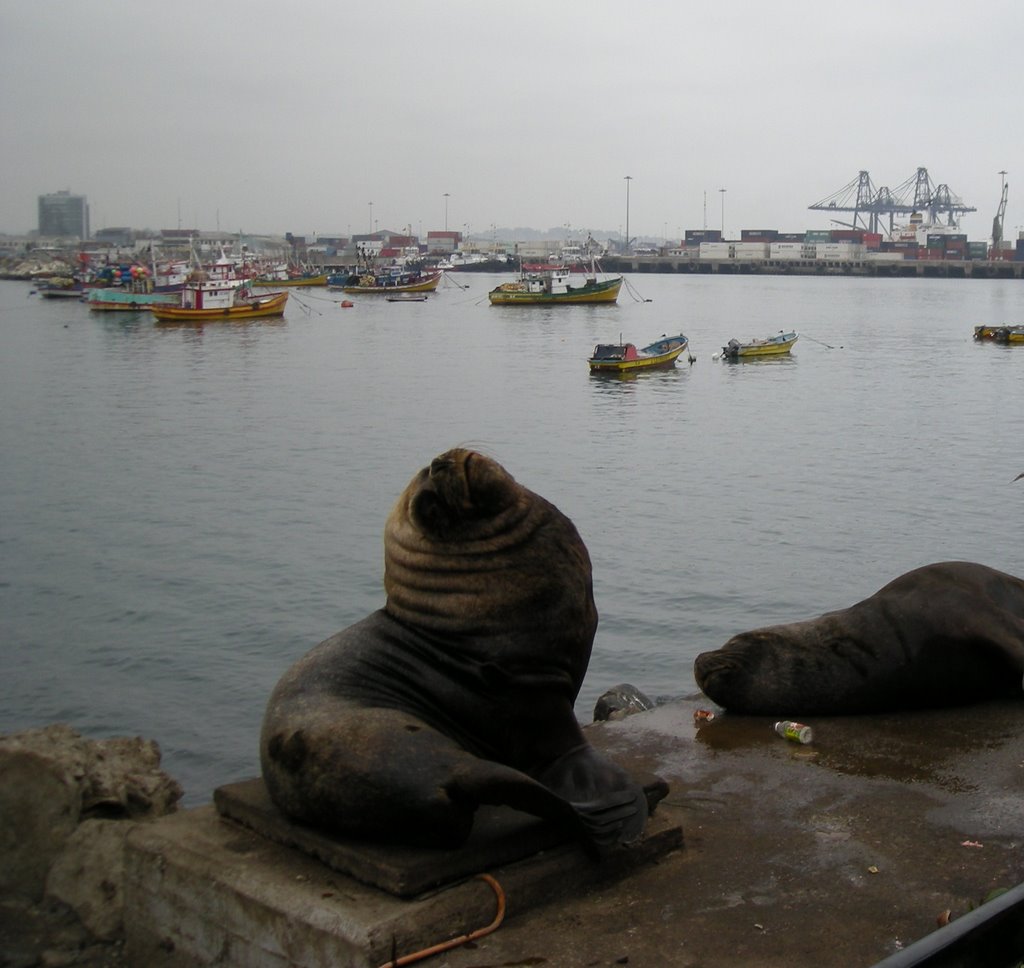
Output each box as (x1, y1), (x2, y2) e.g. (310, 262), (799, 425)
(261, 448), (664, 854)
(694, 561), (1024, 715)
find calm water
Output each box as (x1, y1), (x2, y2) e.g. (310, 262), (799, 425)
(1, 273), (1021, 803)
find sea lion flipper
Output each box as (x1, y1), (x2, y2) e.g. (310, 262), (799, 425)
(570, 788), (649, 848)
(531, 744), (655, 851)
(449, 759), (596, 849)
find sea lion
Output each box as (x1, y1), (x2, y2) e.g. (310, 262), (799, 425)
(261, 448), (664, 854)
(694, 561), (1024, 715)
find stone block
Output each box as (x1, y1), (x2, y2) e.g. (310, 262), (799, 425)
(124, 801), (681, 967)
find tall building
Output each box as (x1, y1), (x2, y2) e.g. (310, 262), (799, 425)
(38, 190), (90, 239)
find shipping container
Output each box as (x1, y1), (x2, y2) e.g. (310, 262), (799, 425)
(698, 242), (732, 257)
(686, 229), (723, 242)
(741, 229), (778, 241)
(815, 242), (865, 258)
(804, 230), (831, 242)
(732, 242), (769, 257)
(830, 230), (864, 242)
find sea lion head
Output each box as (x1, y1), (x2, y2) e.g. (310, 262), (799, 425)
(694, 615), (883, 715)
(383, 448), (597, 677)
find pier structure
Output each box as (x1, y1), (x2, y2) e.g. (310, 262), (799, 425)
(603, 252), (1024, 279)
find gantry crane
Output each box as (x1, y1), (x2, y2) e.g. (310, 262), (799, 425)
(808, 167), (976, 237)
(991, 170), (1009, 256)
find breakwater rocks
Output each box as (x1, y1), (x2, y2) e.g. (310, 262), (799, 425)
(0, 724), (182, 967)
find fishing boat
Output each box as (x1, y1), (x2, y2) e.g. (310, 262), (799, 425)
(88, 253), (232, 311)
(253, 264), (328, 287)
(34, 276), (94, 299)
(974, 324), (1024, 342)
(330, 268), (442, 295)
(150, 275), (288, 322)
(588, 334), (690, 372)
(87, 281), (183, 311)
(488, 263), (622, 306)
(721, 330), (798, 359)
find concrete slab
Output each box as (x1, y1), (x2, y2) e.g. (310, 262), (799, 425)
(123, 793), (681, 966)
(431, 697), (1024, 967)
(212, 776), (672, 897)
(124, 698), (1024, 967)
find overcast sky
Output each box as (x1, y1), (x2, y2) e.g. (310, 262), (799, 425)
(1, 0), (1019, 242)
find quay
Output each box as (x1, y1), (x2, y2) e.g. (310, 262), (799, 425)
(602, 253), (1024, 279)
(120, 697), (1024, 967)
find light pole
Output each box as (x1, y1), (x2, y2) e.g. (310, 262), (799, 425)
(443, 193), (450, 232)
(368, 201), (373, 235)
(624, 175), (632, 253)
(719, 188), (726, 236)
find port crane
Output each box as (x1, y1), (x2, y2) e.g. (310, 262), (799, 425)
(808, 167), (976, 237)
(991, 170), (1008, 255)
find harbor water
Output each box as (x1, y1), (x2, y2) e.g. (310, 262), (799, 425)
(1, 273), (1021, 804)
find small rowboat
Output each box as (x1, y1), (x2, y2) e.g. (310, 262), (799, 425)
(588, 334), (690, 372)
(974, 324), (1024, 343)
(721, 330), (798, 359)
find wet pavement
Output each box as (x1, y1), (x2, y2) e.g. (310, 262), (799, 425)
(427, 696), (1024, 967)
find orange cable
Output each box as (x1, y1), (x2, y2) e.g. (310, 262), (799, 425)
(378, 872), (507, 968)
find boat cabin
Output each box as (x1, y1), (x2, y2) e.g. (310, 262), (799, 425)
(590, 343), (638, 362)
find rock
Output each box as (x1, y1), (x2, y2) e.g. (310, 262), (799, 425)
(0, 746), (83, 901)
(45, 819), (132, 940)
(0, 723), (183, 947)
(593, 683), (657, 722)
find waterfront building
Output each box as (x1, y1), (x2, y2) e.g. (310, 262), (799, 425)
(38, 190), (90, 239)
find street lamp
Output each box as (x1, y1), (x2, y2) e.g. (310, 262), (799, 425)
(719, 188), (726, 236)
(624, 175), (632, 253)
(368, 201), (373, 235)
(443, 193), (450, 232)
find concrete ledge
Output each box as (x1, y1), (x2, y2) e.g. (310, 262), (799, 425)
(124, 801), (682, 967)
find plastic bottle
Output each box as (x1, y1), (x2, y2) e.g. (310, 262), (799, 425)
(774, 720), (814, 744)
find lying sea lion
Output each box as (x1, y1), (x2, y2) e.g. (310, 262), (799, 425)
(694, 561), (1024, 715)
(261, 448), (664, 853)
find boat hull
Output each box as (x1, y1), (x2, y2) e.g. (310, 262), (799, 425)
(975, 324), (1024, 342)
(589, 347), (686, 371)
(88, 288), (182, 311)
(150, 291), (288, 322)
(489, 277), (622, 306)
(339, 273), (441, 295)
(722, 332), (798, 358)
(589, 335), (689, 372)
(253, 275), (327, 287)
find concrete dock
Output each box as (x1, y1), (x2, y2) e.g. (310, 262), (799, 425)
(602, 254), (1024, 279)
(123, 697), (1024, 967)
